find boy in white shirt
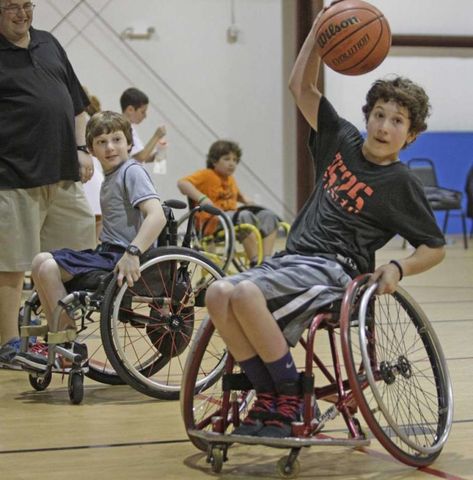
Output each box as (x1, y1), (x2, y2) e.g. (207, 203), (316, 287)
(120, 87), (167, 163)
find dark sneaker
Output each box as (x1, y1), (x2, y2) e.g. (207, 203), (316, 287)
(232, 392), (277, 436)
(14, 342), (49, 372)
(257, 378), (304, 438)
(257, 393), (303, 438)
(0, 337), (21, 363)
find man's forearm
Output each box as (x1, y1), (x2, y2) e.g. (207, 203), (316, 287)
(75, 111), (88, 145)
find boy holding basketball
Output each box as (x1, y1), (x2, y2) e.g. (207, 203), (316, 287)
(205, 9), (445, 439)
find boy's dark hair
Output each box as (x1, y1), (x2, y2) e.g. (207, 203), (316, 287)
(86, 111), (133, 149)
(206, 140), (242, 169)
(362, 76), (431, 142)
(120, 87), (149, 111)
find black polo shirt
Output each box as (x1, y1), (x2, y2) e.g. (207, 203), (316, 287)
(0, 27), (89, 188)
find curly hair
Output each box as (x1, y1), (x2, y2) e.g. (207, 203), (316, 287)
(362, 76), (431, 138)
(86, 111), (133, 150)
(206, 140), (242, 169)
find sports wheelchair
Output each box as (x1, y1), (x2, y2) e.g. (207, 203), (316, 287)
(180, 274), (453, 477)
(15, 200), (226, 404)
(178, 203), (290, 273)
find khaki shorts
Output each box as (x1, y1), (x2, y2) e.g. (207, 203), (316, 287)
(0, 181), (96, 271)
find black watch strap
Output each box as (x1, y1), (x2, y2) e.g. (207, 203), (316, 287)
(77, 145), (89, 153)
(126, 244), (142, 256)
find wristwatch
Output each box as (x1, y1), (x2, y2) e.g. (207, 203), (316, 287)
(126, 245), (142, 256)
(77, 145), (89, 153)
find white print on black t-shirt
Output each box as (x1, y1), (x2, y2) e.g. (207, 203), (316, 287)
(323, 153), (373, 214)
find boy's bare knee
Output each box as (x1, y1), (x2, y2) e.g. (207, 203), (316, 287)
(231, 281), (259, 305)
(31, 252), (53, 276)
(205, 280), (234, 306)
(37, 257), (60, 281)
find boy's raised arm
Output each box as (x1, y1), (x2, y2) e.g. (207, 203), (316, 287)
(133, 125), (167, 163)
(288, 10), (325, 131)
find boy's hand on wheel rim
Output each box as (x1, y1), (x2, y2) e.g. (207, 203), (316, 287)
(369, 264), (400, 295)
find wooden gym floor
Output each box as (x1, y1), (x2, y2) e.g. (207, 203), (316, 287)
(0, 235), (472, 480)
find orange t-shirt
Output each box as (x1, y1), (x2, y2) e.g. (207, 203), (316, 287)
(181, 168), (240, 233)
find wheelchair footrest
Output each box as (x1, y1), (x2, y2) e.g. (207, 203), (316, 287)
(188, 429), (370, 448)
(47, 329), (77, 344)
(20, 324), (48, 338)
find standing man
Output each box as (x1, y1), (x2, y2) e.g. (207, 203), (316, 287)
(0, 1), (96, 361)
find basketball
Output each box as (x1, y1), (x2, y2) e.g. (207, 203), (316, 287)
(315, 0), (391, 76)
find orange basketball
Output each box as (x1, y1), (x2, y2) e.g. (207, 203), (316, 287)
(315, 0), (391, 76)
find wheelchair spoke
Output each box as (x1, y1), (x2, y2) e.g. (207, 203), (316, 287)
(342, 283), (453, 467)
(101, 247), (225, 400)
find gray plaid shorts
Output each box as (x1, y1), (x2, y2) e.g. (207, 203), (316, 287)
(226, 254), (352, 345)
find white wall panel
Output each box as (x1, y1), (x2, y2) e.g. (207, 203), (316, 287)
(33, 0), (473, 217)
(35, 0), (296, 218)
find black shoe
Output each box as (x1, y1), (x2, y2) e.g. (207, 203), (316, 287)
(257, 393), (303, 438)
(257, 380), (303, 438)
(14, 351), (48, 372)
(232, 392), (277, 436)
(0, 337), (21, 364)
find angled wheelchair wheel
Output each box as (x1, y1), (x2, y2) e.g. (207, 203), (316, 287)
(101, 246), (225, 400)
(177, 208), (235, 273)
(181, 318), (255, 452)
(341, 279), (453, 467)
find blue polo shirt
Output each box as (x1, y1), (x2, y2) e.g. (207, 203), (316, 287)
(0, 27), (89, 188)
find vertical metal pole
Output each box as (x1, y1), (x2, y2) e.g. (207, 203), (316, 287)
(295, 0), (324, 210)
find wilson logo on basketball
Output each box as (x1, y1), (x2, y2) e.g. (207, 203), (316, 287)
(332, 34), (370, 66)
(316, 16), (360, 49)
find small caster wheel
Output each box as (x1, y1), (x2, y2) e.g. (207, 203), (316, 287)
(277, 456), (300, 479)
(29, 371), (52, 391)
(210, 447), (224, 473)
(68, 371), (84, 404)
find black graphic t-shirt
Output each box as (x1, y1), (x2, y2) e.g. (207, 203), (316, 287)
(286, 96), (445, 273)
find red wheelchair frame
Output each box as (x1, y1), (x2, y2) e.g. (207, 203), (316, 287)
(180, 274), (453, 478)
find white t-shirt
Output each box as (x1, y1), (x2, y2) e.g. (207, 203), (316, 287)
(130, 125), (144, 157)
(82, 156), (104, 215)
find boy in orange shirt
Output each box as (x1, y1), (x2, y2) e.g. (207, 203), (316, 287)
(178, 140), (279, 266)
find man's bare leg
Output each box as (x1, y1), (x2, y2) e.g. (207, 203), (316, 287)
(0, 271), (24, 344)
